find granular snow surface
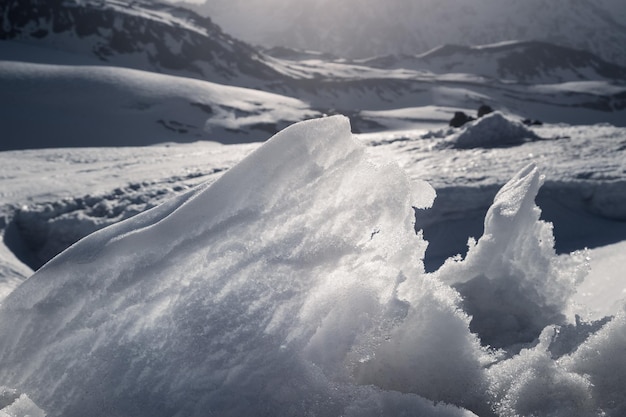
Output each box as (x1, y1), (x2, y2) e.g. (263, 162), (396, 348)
(0, 116), (625, 417)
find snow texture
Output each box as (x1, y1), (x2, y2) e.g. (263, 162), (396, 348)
(435, 164), (587, 349)
(0, 116), (623, 417)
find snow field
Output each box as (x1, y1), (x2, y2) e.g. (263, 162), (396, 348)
(0, 116), (624, 416)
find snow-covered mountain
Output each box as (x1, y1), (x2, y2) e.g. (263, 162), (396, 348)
(2, 0), (626, 150)
(183, 0), (626, 66)
(361, 41), (626, 85)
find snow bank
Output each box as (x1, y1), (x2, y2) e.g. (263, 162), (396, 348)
(450, 112), (541, 149)
(0, 116), (623, 417)
(5, 178), (201, 270)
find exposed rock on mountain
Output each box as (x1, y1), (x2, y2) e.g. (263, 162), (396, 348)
(0, 0), (282, 86)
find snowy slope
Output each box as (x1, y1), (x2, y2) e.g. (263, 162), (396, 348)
(5, 53), (626, 153)
(0, 60), (318, 151)
(0, 0), (283, 86)
(361, 41), (626, 84)
(3, 0), (626, 134)
(184, 0), (626, 66)
(1, 116), (626, 417)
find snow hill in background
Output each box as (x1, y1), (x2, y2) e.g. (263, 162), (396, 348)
(0, 61), (317, 150)
(184, 0), (626, 66)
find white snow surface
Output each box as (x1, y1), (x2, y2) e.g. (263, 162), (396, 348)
(1, 116), (626, 416)
(0, 61), (318, 150)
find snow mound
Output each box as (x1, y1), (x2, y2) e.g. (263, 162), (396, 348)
(451, 112), (541, 149)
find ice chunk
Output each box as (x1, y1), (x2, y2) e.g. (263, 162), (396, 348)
(0, 116), (482, 417)
(435, 164), (587, 349)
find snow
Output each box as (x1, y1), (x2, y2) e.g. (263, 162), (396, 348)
(449, 112), (541, 149)
(434, 164), (586, 349)
(570, 241), (626, 320)
(360, 106), (468, 131)
(0, 61), (318, 150)
(1, 116), (626, 416)
(0, 392), (45, 417)
(2, 2), (626, 415)
(530, 81), (626, 96)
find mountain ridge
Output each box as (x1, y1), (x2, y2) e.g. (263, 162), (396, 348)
(359, 40), (626, 84)
(2, 0), (626, 140)
(0, 0), (283, 86)
(182, 0), (626, 66)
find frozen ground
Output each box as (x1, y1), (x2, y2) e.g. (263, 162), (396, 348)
(0, 115), (625, 416)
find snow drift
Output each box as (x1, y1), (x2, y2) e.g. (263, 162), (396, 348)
(450, 112), (541, 149)
(0, 116), (623, 417)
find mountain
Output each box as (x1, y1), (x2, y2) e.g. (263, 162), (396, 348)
(361, 41), (626, 85)
(0, 0), (283, 86)
(2, 0), (626, 144)
(183, 0), (626, 66)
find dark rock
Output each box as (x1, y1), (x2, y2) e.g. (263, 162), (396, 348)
(522, 118), (543, 126)
(449, 111), (475, 128)
(477, 104), (494, 118)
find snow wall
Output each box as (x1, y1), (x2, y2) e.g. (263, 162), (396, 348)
(0, 116), (624, 417)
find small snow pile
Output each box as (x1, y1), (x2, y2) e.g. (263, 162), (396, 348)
(450, 111), (541, 149)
